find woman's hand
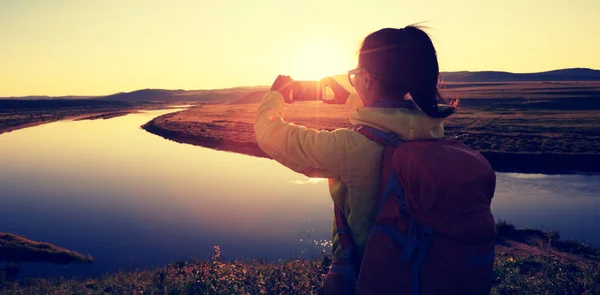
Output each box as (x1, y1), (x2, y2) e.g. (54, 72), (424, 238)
(320, 76), (350, 104)
(270, 75), (294, 103)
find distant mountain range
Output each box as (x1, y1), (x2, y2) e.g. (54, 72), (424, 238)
(2, 68), (599, 102)
(440, 68), (600, 82)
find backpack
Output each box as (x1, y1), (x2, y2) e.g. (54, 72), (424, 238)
(330, 125), (497, 295)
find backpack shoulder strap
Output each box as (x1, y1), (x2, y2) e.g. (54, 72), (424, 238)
(353, 125), (403, 147)
(332, 205), (359, 292)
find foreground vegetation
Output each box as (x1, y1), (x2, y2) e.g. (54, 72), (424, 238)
(1, 250), (598, 294)
(2, 222), (599, 295)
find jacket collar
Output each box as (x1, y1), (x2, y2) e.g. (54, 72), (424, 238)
(349, 106), (446, 140)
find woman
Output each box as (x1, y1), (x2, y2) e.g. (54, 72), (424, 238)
(255, 26), (495, 294)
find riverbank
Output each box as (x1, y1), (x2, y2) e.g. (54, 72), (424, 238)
(142, 100), (600, 174)
(0, 100), (180, 134)
(2, 222), (599, 294)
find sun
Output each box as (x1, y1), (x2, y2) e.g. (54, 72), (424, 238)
(286, 35), (354, 81)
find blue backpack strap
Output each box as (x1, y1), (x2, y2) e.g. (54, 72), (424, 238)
(392, 176), (434, 295)
(353, 125), (403, 147)
(468, 250), (495, 267)
(333, 206), (358, 293)
(410, 223), (434, 295)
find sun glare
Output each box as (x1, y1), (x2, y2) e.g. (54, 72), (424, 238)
(286, 35), (353, 81)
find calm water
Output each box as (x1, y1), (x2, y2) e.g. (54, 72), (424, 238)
(0, 109), (599, 278)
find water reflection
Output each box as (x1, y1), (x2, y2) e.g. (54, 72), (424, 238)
(0, 109), (599, 279)
(492, 173), (600, 243)
(0, 109), (333, 278)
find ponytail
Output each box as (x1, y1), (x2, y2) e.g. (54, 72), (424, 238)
(410, 85), (455, 119)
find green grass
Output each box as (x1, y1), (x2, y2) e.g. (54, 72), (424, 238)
(1, 246), (329, 295)
(2, 245), (599, 295)
(493, 253), (600, 295)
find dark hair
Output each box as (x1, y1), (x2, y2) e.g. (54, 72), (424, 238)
(359, 26), (456, 118)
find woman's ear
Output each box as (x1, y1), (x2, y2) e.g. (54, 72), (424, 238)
(364, 73), (375, 92)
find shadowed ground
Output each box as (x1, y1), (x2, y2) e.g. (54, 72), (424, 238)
(0, 232), (92, 265)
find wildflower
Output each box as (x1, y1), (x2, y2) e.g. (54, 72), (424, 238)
(212, 246), (221, 261)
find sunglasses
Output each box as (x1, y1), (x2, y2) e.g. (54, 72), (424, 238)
(347, 68), (382, 87)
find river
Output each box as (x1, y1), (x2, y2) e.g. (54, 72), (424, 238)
(0, 108), (598, 278)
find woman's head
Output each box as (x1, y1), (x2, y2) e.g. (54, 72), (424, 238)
(350, 25), (455, 118)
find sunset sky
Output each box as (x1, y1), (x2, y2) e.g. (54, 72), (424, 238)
(1, 0), (598, 96)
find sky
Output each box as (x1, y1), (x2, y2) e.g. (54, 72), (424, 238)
(0, 0), (599, 96)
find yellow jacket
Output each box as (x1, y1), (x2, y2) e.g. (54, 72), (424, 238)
(254, 91), (446, 259)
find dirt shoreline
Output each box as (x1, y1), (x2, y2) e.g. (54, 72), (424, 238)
(0, 110), (138, 134)
(0, 120), (51, 134)
(142, 107), (600, 175)
(0, 102), (185, 134)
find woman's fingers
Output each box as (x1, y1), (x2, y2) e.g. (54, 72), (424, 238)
(271, 75), (294, 93)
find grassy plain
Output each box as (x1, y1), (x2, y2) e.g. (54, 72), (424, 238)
(144, 81), (600, 174)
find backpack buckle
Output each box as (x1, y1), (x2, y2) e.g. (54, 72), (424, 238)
(384, 132), (403, 147)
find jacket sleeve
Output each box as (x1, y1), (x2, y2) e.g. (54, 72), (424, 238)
(254, 91), (352, 178)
